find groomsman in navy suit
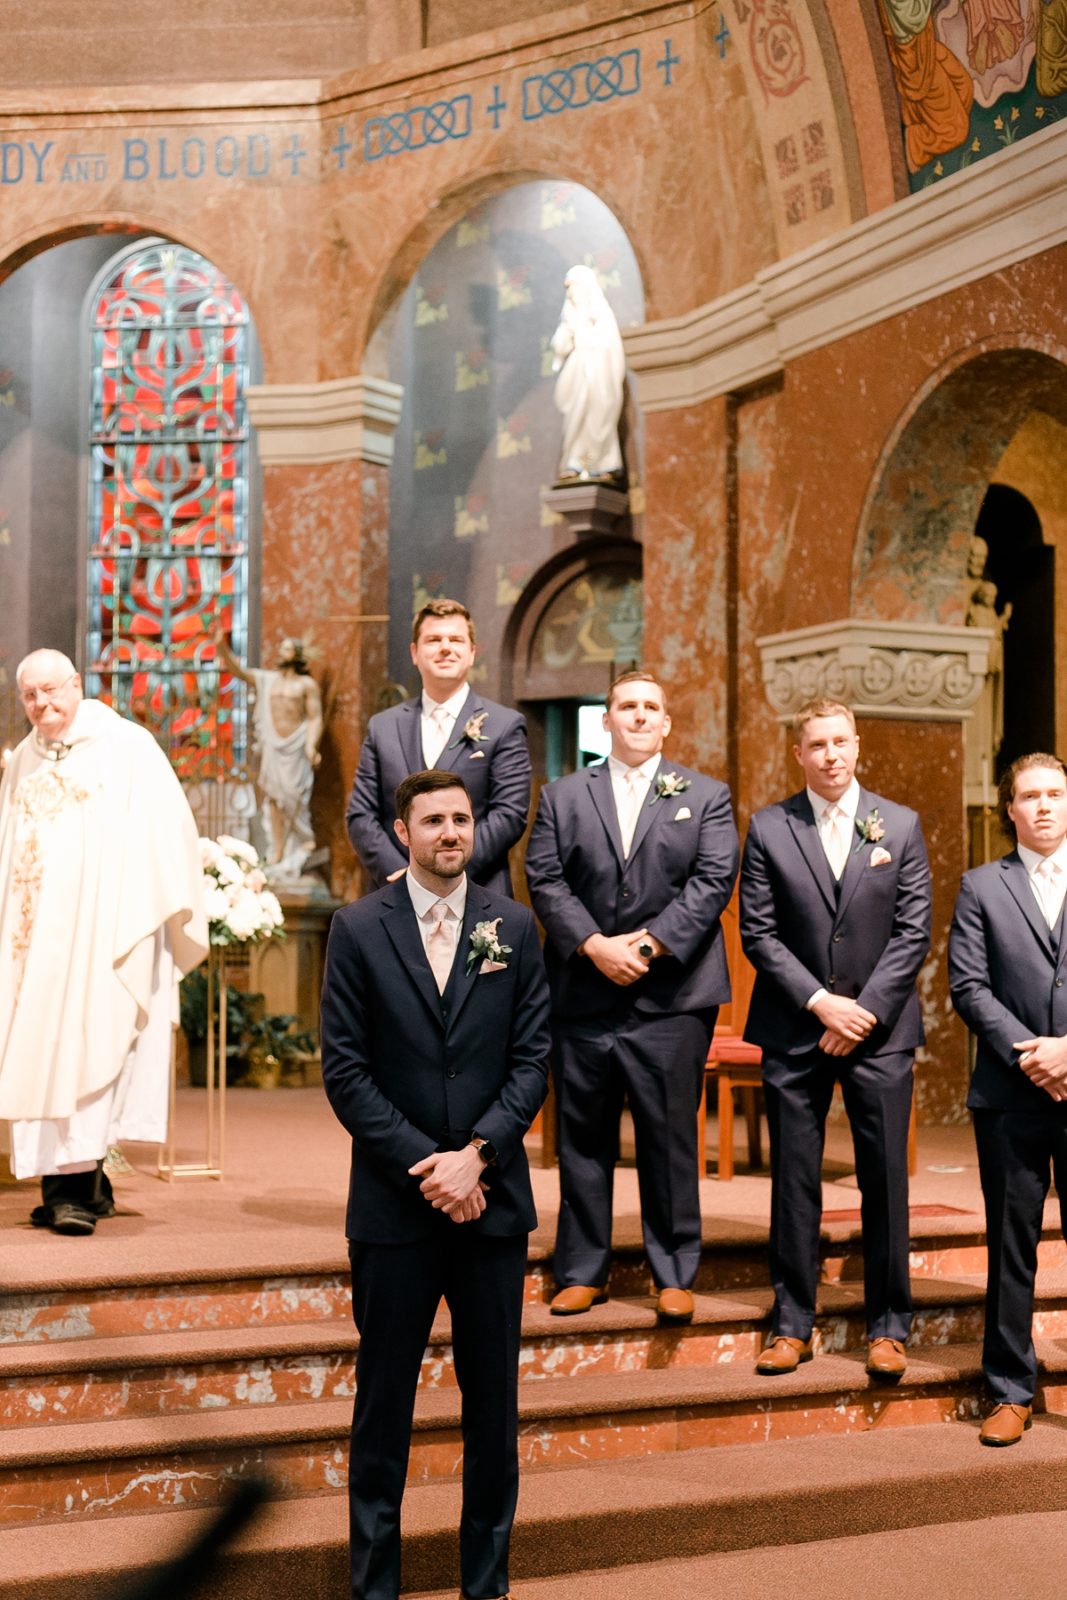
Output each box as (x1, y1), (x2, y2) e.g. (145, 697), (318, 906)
(949, 752), (1067, 1447)
(740, 699), (931, 1379)
(346, 598), (531, 895)
(525, 670), (738, 1323)
(322, 769), (550, 1600)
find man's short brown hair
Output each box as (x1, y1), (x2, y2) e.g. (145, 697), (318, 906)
(606, 668), (669, 712)
(997, 752), (1067, 838)
(791, 698), (857, 741)
(411, 598), (476, 647)
(395, 768), (473, 825)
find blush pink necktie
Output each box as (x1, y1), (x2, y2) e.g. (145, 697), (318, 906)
(426, 900), (454, 993)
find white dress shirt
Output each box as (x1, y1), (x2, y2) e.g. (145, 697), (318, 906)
(406, 870), (468, 965)
(1017, 839), (1067, 930)
(805, 778), (861, 1011)
(608, 752), (660, 857)
(421, 684), (470, 769)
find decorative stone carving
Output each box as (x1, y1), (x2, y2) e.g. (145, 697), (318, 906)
(539, 481), (629, 539)
(757, 619), (994, 722)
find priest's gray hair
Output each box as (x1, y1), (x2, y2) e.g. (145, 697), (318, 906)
(15, 649), (78, 685)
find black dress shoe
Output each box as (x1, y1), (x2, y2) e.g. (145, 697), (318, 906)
(49, 1202), (97, 1236)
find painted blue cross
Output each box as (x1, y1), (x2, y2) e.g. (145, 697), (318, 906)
(715, 14), (731, 59)
(657, 38), (680, 86)
(486, 85), (508, 130)
(331, 124), (353, 170)
(282, 134), (308, 176)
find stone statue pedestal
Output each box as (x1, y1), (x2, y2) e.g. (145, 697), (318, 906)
(248, 883), (341, 1052)
(541, 481), (629, 538)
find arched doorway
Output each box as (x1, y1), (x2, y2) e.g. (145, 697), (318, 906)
(852, 342), (1067, 860)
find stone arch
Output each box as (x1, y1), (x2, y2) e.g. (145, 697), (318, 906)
(502, 537), (643, 704)
(851, 338), (1067, 625)
(359, 164), (651, 377)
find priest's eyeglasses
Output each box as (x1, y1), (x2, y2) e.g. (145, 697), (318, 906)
(18, 672), (77, 705)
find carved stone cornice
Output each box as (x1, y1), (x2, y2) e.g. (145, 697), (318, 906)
(625, 123), (1067, 412)
(246, 375), (404, 466)
(757, 619), (994, 723)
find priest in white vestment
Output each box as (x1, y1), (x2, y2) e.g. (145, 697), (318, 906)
(0, 650), (209, 1235)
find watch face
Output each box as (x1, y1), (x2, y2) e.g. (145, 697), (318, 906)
(638, 941), (653, 958)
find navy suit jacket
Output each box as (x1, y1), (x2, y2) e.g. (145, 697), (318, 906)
(949, 851), (1067, 1114)
(740, 787), (931, 1058)
(345, 688), (531, 896)
(525, 758), (739, 1019)
(320, 880), (550, 1243)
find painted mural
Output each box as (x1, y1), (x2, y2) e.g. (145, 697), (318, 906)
(385, 180), (644, 700)
(878, 0), (1067, 187)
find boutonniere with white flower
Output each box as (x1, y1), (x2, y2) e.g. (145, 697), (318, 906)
(450, 710), (489, 749)
(854, 809), (886, 850)
(650, 770), (691, 805)
(466, 916), (512, 974)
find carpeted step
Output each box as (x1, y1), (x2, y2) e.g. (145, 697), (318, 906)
(412, 1507), (1067, 1600)
(5, 1335), (1067, 1527)
(5, 1420), (1067, 1598)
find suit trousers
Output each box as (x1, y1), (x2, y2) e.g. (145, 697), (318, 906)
(762, 1048), (914, 1342)
(347, 1229), (528, 1600)
(973, 1109), (1067, 1405)
(553, 1008), (716, 1290)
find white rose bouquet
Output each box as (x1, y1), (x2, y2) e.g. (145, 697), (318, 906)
(199, 834), (285, 947)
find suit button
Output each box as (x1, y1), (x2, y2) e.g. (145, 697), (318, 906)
(622, 888), (631, 898)
(828, 975), (836, 986)
(1057, 981), (1064, 989)
(447, 1068), (456, 1078)
(833, 933), (842, 943)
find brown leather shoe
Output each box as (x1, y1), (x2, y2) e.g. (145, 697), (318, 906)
(979, 1403), (1032, 1446)
(756, 1335), (814, 1374)
(866, 1337), (907, 1379)
(656, 1288), (694, 1322)
(549, 1284), (608, 1315)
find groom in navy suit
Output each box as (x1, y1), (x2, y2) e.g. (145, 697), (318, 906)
(526, 670), (738, 1322)
(740, 698), (931, 1379)
(322, 768), (550, 1600)
(949, 753), (1067, 1447)
(346, 598), (531, 895)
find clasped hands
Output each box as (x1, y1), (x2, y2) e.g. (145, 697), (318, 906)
(1013, 1035), (1067, 1101)
(812, 993), (877, 1057)
(409, 1146), (489, 1225)
(580, 929), (666, 986)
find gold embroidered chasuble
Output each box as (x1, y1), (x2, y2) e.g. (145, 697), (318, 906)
(0, 698), (208, 1122)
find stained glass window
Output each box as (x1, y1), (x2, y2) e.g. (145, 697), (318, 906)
(86, 241), (251, 779)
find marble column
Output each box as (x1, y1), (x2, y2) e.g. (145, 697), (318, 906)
(246, 375), (403, 895)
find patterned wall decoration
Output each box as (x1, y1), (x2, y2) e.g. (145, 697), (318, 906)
(386, 180), (644, 700)
(86, 242), (252, 777)
(877, 0), (1067, 188)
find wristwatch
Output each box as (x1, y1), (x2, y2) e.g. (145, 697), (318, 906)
(637, 940), (654, 959)
(470, 1132), (498, 1165)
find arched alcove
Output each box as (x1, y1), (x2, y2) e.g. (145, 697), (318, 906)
(369, 176), (645, 709)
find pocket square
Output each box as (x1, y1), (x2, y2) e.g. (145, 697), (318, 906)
(674, 806), (692, 821)
(468, 750), (486, 760)
(870, 846), (892, 867)
(479, 958), (507, 974)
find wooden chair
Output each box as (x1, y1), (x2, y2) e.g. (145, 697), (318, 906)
(698, 888), (918, 1181)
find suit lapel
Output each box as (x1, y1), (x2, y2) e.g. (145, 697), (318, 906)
(397, 698), (424, 776)
(786, 792), (837, 915)
(443, 884), (493, 1032)
(1000, 853), (1057, 963)
(439, 687), (474, 770)
(625, 757), (665, 867)
(587, 764), (625, 867)
(381, 888), (445, 1029)
(836, 787), (874, 922)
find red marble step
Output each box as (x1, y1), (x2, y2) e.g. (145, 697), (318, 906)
(6, 1337), (1067, 1528)
(5, 1273), (1067, 1429)
(6, 1421), (1067, 1598)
